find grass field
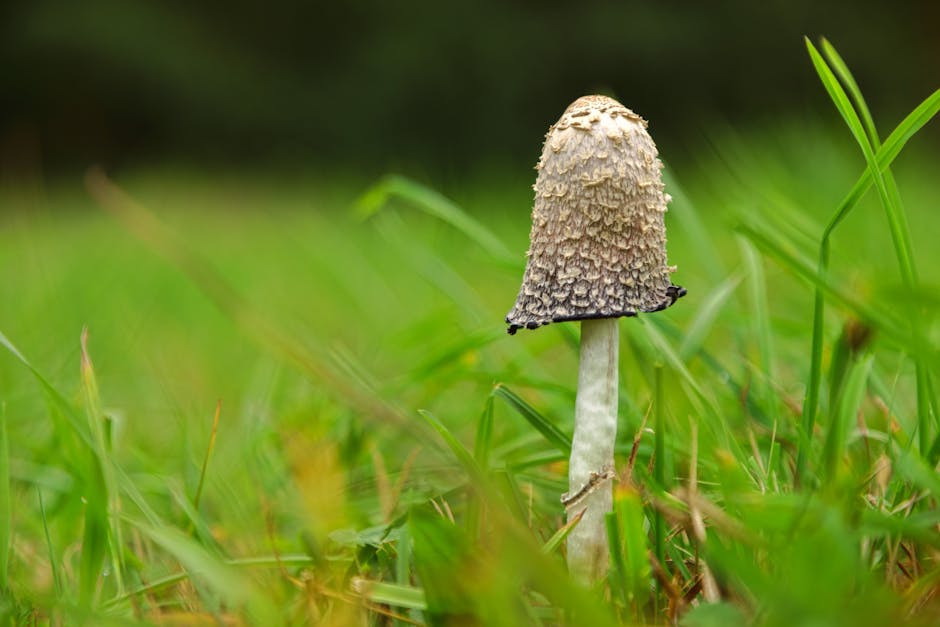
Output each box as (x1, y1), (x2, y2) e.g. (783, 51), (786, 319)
(2, 42), (940, 625)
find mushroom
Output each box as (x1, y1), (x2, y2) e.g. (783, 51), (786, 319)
(506, 95), (685, 584)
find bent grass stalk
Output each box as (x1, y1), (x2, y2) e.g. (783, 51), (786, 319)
(798, 39), (940, 478)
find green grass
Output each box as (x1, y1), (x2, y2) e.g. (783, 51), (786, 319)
(1, 42), (940, 625)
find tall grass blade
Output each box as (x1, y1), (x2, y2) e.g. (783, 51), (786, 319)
(818, 87), (940, 241)
(492, 384), (571, 454)
(820, 38), (879, 146)
(806, 38), (915, 284)
(821, 39), (935, 453)
(798, 60), (940, 477)
(798, 284), (825, 483)
(806, 38), (933, 454)
(805, 39), (880, 181)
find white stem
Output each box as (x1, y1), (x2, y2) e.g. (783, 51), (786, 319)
(566, 317), (619, 584)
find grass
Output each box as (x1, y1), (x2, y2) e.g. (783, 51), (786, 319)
(1, 42), (940, 625)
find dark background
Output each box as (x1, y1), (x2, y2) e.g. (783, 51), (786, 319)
(2, 0), (938, 178)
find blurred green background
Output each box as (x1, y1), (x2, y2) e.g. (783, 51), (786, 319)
(2, 0), (938, 179)
(2, 3), (940, 624)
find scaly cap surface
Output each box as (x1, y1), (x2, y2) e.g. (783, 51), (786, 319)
(506, 95), (685, 334)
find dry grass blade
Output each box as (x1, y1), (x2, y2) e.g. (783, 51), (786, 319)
(622, 402), (652, 486)
(192, 399), (221, 512)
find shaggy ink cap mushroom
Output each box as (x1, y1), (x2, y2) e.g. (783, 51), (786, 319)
(506, 95), (685, 334)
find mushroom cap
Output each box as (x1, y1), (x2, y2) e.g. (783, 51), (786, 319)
(506, 95), (685, 335)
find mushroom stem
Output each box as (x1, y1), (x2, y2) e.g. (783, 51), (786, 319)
(567, 317), (619, 584)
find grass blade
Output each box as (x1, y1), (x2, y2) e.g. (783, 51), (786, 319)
(820, 39), (935, 453)
(821, 355), (872, 483)
(820, 38), (879, 146)
(352, 579), (427, 611)
(819, 87), (940, 242)
(542, 509), (584, 555)
(193, 400), (222, 512)
(38, 489), (62, 598)
(620, 490), (651, 610)
(80, 329), (125, 596)
(79, 468), (108, 607)
(492, 384), (572, 454)
(606, 510), (630, 610)
(807, 37), (914, 282)
(395, 523), (414, 627)
(806, 38), (934, 456)
(805, 39), (878, 182)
